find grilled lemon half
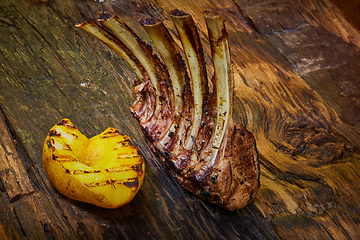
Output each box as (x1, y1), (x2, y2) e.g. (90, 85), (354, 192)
(42, 118), (144, 208)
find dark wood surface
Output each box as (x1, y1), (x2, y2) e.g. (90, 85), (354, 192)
(1, 0), (360, 239)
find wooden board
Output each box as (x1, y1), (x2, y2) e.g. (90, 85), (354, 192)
(0, 0), (360, 239)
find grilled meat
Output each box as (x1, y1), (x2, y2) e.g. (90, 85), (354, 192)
(76, 10), (260, 210)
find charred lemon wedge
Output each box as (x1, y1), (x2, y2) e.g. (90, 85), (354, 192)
(42, 118), (144, 208)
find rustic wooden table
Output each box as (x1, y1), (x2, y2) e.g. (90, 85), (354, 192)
(1, 0), (360, 239)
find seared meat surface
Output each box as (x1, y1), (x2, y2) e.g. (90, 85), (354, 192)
(77, 10), (260, 210)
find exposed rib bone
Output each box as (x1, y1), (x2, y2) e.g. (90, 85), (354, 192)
(170, 10), (208, 150)
(204, 12), (233, 165)
(140, 18), (190, 152)
(97, 12), (162, 116)
(140, 18), (185, 115)
(75, 20), (145, 80)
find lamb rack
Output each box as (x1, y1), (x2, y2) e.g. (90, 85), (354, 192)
(76, 10), (260, 210)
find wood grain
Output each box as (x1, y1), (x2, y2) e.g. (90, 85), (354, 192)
(0, 0), (359, 238)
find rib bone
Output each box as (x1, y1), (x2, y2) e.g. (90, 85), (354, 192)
(97, 12), (162, 100)
(170, 10), (209, 151)
(75, 20), (145, 80)
(140, 18), (185, 115)
(204, 11), (233, 165)
(140, 18), (189, 152)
